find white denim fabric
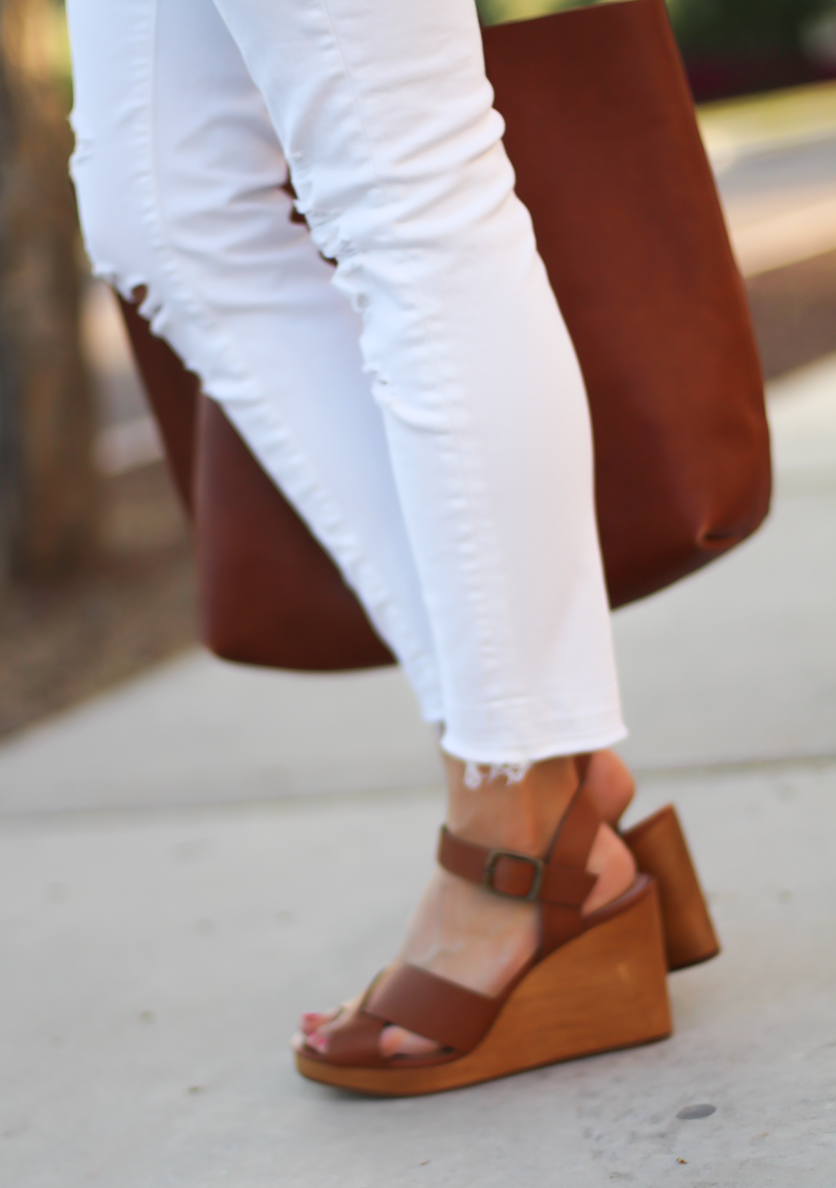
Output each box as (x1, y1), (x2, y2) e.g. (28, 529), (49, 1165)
(65, 0), (627, 765)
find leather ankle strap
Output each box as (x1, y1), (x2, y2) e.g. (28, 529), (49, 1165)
(438, 827), (596, 905)
(437, 781), (603, 955)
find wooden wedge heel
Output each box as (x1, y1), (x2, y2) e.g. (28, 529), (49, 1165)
(622, 804), (720, 971)
(295, 782), (672, 1097)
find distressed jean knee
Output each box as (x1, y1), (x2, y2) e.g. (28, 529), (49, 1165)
(70, 135), (152, 302)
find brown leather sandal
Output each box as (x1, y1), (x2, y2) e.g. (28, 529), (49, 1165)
(295, 782), (672, 1097)
(622, 805), (720, 971)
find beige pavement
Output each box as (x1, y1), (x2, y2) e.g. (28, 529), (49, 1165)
(2, 763), (835, 1187)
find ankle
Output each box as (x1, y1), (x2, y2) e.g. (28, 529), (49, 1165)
(441, 750), (637, 916)
(443, 753), (579, 855)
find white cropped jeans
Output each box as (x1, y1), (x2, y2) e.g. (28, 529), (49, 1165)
(66, 0), (626, 766)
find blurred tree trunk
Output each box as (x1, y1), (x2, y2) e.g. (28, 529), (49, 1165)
(0, 5), (19, 583)
(0, 0), (97, 588)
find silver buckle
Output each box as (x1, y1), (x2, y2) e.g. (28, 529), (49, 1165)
(483, 849), (545, 902)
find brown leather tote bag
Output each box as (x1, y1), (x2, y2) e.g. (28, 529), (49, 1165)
(119, 0), (771, 671)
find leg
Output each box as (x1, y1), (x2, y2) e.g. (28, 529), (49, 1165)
(209, 0), (625, 765)
(67, 0), (640, 1070)
(193, 0), (636, 1058)
(65, 0), (443, 719)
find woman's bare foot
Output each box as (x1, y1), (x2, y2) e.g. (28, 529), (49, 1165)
(297, 751), (637, 1059)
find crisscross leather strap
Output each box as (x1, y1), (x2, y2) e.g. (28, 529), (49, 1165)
(321, 961), (504, 1066)
(365, 963), (500, 1052)
(437, 781), (603, 957)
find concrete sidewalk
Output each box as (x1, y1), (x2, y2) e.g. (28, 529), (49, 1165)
(3, 766), (834, 1187)
(1, 356), (835, 1186)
